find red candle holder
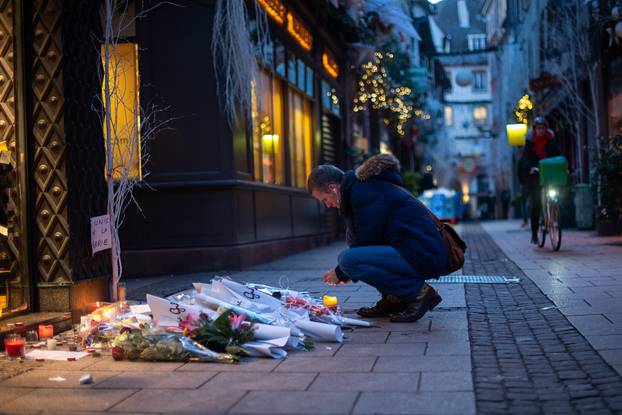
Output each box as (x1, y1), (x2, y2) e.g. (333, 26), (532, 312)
(4, 334), (25, 359)
(38, 324), (54, 339)
(91, 301), (106, 312)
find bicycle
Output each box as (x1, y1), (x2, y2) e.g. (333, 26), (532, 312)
(538, 185), (562, 251)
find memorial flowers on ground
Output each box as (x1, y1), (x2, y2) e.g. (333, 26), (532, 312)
(77, 276), (371, 363)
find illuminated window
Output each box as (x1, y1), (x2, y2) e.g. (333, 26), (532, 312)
(472, 105), (488, 126)
(252, 70), (285, 184)
(288, 88), (314, 188)
(322, 80), (340, 117)
(101, 42), (142, 181)
(444, 105), (453, 126)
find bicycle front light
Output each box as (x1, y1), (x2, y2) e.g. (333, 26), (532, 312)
(548, 189), (558, 199)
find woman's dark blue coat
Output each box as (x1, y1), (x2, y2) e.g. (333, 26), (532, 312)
(334, 154), (447, 281)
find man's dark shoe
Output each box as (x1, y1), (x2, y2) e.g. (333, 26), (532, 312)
(389, 284), (442, 323)
(530, 235), (539, 244)
(357, 295), (407, 318)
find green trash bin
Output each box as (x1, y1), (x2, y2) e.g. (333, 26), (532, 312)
(539, 156), (568, 186)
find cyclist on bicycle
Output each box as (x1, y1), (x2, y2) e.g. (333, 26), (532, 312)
(520, 116), (560, 244)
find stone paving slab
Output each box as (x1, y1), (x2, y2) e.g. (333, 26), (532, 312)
(0, 388), (138, 413)
(176, 358), (281, 372)
(420, 371), (473, 392)
(308, 372), (420, 391)
(203, 372), (316, 391)
(352, 391), (476, 415)
(110, 387), (246, 413)
(228, 391), (359, 414)
(335, 342), (426, 357)
(274, 356), (376, 372)
(0, 387), (36, 407)
(343, 331), (390, 344)
(94, 370), (217, 389)
(286, 342), (341, 358)
(386, 329), (469, 345)
(374, 355), (472, 373)
(86, 360), (184, 372)
(28, 356), (99, 371)
(0, 369), (121, 389)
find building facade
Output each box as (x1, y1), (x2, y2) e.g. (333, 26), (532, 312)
(483, 0), (622, 229)
(430, 0), (512, 219)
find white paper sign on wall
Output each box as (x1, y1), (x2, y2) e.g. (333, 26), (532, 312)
(90, 214), (112, 255)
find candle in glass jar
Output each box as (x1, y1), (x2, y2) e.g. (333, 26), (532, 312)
(4, 335), (26, 358)
(323, 295), (338, 308)
(38, 324), (54, 339)
(46, 339), (57, 350)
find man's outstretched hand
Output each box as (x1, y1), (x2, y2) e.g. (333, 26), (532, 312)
(323, 269), (349, 286)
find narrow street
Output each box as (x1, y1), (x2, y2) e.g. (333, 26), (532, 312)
(1, 221), (621, 414)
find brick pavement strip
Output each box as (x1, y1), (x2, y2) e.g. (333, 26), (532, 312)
(463, 223), (622, 414)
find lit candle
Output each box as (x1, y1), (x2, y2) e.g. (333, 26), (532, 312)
(323, 295), (338, 309)
(4, 335), (26, 358)
(38, 324), (54, 339)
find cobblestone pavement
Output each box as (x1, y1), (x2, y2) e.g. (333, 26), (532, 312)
(1, 221), (621, 414)
(482, 221), (622, 376)
(464, 222), (622, 414)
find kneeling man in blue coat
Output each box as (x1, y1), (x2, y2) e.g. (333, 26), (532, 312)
(308, 154), (447, 322)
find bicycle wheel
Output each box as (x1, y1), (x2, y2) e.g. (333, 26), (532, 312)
(538, 217), (547, 248)
(548, 201), (562, 251)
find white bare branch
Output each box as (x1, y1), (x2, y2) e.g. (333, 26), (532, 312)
(100, 0), (179, 300)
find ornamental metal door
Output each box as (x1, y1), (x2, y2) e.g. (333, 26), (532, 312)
(0, 0), (31, 318)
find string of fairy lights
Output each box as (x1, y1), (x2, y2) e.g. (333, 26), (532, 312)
(352, 51), (423, 136)
(513, 93), (533, 124)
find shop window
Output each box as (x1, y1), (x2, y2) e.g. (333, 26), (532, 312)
(287, 52), (297, 85)
(101, 42), (142, 181)
(288, 88), (314, 187)
(305, 66), (314, 97)
(321, 80), (340, 117)
(297, 59), (306, 91)
(275, 40), (286, 77)
(252, 70), (285, 185)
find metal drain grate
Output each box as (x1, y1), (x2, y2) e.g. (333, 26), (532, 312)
(429, 275), (520, 284)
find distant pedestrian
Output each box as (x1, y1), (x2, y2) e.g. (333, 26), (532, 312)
(307, 154), (447, 322)
(520, 116), (560, 244)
